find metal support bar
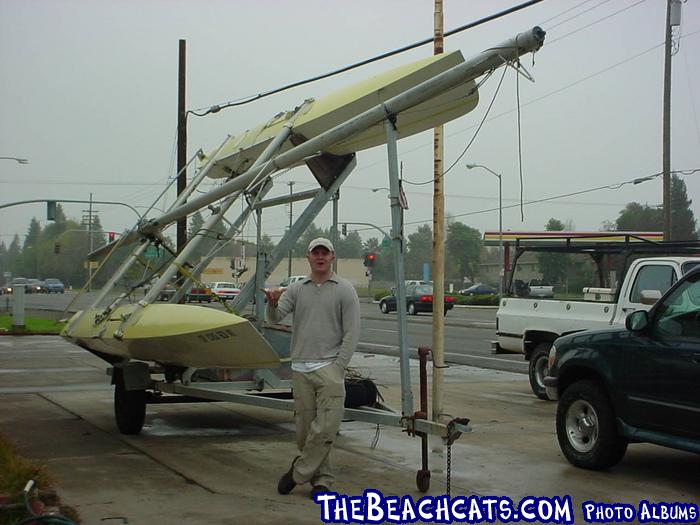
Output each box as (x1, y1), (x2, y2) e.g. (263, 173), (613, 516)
(385, 119), (413, 417)
(231, 157), (356, 311)
(154, 380), (454, 437)
(142, 118), (300, 306)
(171, 179), (274, 304)
(252, 188), (319, 210)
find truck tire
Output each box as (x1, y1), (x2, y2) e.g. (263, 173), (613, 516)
(407, 302), (417, 315)
(556, 379), (627, 470)
(114, 372), (146, 435)
(380, 301), (390, 314)
(528, 343), (552, 400)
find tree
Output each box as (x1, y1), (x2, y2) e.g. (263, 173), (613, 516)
(538, 218), (570, 286)
(0, 242), (8, 281)
(336, 231), (363, 258)
(406, 224), (432, 280)
(613, 176), (697, 239)
(669, 175), (697, 240)
(615, 202), (662, 232)
(18, 218), (42, 277)
(445, 221), (481, 283)
(7, 235), (21, 276)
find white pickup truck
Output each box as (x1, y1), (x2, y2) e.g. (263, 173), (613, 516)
(493, 239), (700, 399)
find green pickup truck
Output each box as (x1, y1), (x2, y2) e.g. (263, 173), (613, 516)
(545, 266), (700, 470)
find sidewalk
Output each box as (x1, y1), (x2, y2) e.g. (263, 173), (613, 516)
(0, 336), (696, 524)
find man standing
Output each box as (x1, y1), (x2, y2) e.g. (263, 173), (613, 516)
(265, 237), (360, 499)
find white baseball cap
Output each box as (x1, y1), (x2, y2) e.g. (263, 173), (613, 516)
(308, 237), (335, 253)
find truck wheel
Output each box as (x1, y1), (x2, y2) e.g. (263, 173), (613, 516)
(408, 302), (417, 315)
(528, 343), (552, 400)
(380, 301), (389, 314)
(114, 372), (146, 435)
(556, 379), (627, 470)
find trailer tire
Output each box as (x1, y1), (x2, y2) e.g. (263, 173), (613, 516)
(528, 343), (552, 400)
(114, 372), (146, 435)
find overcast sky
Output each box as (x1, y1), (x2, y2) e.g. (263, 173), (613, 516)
(1, 0), (699, 249)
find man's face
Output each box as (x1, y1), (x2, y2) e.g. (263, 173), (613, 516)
(307, 246), (335, 273)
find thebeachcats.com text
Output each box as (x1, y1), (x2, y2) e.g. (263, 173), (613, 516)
(313, 490), (699, 524)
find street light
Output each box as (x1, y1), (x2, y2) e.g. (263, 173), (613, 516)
(466, 163), (503, 297)
(0, 157), (29, 164)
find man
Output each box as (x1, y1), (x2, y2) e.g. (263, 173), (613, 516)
(265, 237), (360, 499)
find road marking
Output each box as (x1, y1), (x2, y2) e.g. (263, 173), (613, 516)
(360, 343), (525, 367)
(0, 367), (97, 374)
(367, 328), (397, 334)
(444, 351), (525, 365)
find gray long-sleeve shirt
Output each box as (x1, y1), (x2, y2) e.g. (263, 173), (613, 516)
(266, 274), (360, 368)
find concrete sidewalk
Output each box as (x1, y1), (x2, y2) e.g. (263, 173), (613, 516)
(0, 337), (697, 524)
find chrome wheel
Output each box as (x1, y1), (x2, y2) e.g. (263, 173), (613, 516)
(565, 399), (599, 453)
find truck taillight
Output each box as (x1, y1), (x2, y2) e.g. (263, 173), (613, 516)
(445, 296), (456, 302)
(419, 295), (432, 302)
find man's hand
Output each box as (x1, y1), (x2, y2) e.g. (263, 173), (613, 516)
(262, 288), (284, 307)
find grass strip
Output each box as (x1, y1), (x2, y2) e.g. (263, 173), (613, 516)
(0, 316), (66, 335)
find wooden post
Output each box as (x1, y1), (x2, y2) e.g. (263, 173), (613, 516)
(431, 0), (446, 424)
(177, 39), (188, 253)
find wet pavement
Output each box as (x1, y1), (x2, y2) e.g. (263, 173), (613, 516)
(0, 336), (697, 524)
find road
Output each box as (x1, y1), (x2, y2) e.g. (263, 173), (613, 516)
(8, 291), (524, 374)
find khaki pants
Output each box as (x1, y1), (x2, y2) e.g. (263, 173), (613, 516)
(291, 363), (345, 488)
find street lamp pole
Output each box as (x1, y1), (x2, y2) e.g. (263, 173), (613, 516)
(0, 157), (29, 164)
(466, 163), (503, 297)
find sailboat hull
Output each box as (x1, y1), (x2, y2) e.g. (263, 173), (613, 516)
(206, 50), (478, 179)
(61, 304), (280, 369)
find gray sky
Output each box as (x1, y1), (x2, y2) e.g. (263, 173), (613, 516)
(1, 0), (699, 249)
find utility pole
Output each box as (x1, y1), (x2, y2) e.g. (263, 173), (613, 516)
(431, 0), (446, 425)
(663, 0), (682, 240)
(82, 193), (97, 292)
(287, 181), (295, 277)
(177, 39), (188, 253)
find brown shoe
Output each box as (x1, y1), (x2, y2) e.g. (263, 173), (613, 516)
(277, 457), (300, 495)
(310, 484), (330, 500)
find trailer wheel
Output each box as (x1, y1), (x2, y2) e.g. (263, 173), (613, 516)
(528, 343), (552, 400)
(114, 371), (146, 435)
(416, 469), (430, 492)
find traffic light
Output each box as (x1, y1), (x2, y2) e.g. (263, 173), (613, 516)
(341, 223), (347, 236)
(47, 201), (56, 221)
(54, 243), (60, 254)
(108, 231), (115, 242)
(364, 252), (377, 267)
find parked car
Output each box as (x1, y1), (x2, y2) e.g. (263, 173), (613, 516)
(279, 275), (307, 289)
(459, 283), (497, 296)
(44, 278), (65, 293)
(209, 282), (241, 300)
(3, 277), (27, 294)
(26, 278), (44, 293)
(186, 285), (212, 303)
(545, 266), (700, 470)
(378, 283), (456, 315)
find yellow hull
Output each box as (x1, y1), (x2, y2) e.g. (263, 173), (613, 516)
(206, 50), (478, 179)
(61, 304), (280, 369)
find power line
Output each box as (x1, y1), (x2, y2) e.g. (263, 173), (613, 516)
(349, 168), (700, 234)
(187, 0), (546, 117)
